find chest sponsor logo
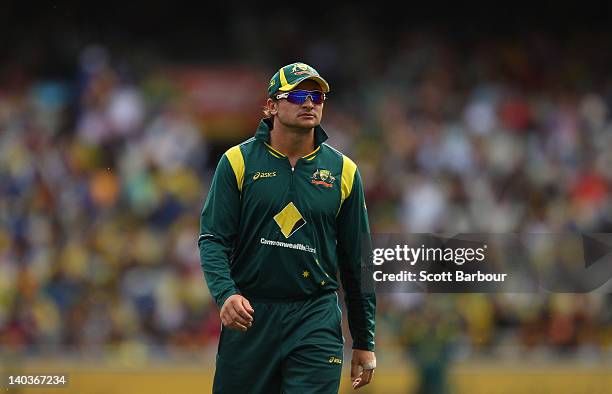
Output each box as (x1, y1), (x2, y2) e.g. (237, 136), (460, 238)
(253, 171), (277, 181)
(311, 169), (336, 188)
(260, 238), (316, 253)
(273, 202), (306, 238)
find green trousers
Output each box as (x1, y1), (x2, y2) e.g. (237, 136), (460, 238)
(213, 291), (344, 394)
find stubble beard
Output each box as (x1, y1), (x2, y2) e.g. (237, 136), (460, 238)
(276, 114), (320, 134)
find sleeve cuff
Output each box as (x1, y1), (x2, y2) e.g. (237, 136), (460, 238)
(352, 341), (375, 352)
(217, 288), (240, 308)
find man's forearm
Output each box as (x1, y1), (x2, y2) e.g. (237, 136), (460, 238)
(199, 236), (239, 307)
(345, 292), (376, 351)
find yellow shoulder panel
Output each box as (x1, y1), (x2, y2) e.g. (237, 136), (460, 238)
(340, 155), (357, 207)
(225, 145), (245, 192)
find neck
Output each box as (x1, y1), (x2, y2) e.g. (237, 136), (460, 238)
(269, 121), (316, 161)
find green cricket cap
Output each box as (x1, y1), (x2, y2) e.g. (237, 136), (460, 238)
(268, 62), (330, 97)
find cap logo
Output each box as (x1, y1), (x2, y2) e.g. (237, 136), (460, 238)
(291, 63), (310, 73)
(271, 62), (328, 95)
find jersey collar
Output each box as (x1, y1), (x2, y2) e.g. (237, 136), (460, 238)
(254, 118), (329, 148)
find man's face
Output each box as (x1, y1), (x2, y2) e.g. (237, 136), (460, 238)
(271, 79), (325, 131)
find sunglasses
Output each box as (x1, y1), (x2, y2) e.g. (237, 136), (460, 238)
(275, 90), (326, 105)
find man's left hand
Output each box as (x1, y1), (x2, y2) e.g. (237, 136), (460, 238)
(350, 349), (376, 390)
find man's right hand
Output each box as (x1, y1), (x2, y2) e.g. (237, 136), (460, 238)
(220, 294), (254, 331)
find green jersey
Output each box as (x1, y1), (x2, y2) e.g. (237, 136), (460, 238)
(198, 119), (375, 351)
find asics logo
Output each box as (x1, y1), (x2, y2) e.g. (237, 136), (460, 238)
(253, 171), (277, 180)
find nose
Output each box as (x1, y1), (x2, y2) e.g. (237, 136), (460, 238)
(302, 96), (315, 108)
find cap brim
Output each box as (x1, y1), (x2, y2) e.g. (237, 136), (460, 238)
(277, 76), (330, 93)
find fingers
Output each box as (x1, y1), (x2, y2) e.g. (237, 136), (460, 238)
(350, 359), (360, 381)
(221, 314), (248, 331)
(233, 299), (254, 323)
(228, 321), (249, 331)
(242, 297), (255, 314)
(220, 295), (254, 332)
(351, 355), (375, 390)
(352, 368), (373, 390)
(228, 304), (252, 326)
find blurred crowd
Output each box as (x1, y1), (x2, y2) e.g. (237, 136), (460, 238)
(1, 28), (612, 363)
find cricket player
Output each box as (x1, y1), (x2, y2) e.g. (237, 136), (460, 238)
(199, 62), (376, 393)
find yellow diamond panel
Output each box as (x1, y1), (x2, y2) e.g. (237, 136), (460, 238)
(273, 202), (306, 238)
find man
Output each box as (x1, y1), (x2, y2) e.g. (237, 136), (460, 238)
(199, 62), (376, 393)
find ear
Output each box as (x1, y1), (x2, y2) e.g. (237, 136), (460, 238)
(266, 98), (278, 115)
